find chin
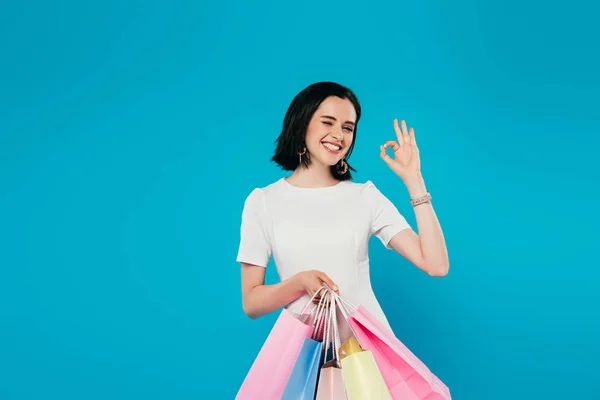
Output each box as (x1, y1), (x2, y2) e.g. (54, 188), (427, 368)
(311, 146), (346, 166)
(321, 156), (342, 167)
(322, 152), (345, 164)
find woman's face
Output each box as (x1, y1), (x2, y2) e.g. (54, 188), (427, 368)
(304, 96), (357, 168)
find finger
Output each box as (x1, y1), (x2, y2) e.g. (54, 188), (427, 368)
(393, 119), (404, 146)
(308, 284), (323, 298)
(401, 120), (410, 142)
(383, 140), (400, 152)
(311, 289), (323, 302)
(309, 289), (321, 301)
(409, 127), (416, 146)
(316, 272), (338, 293)
(380, 145), (394, 165)
(313, 292), (332, 305)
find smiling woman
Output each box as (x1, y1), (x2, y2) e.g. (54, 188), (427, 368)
(270, 82), (361, 181)
(235, 81), (451, 398)
(236, 81), (450, 334)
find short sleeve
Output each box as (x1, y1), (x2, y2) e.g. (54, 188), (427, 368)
(364, 181), (411, 249)
(236, 188), (272, 267)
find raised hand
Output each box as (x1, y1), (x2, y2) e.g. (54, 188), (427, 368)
(379, 119), (422, 182)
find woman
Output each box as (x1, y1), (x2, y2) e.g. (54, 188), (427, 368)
(236, 81), (449, 335)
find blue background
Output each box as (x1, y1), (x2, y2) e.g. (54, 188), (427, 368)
(1, 1), (598, 399)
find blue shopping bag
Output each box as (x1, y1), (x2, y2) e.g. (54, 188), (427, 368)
(281, 337), (323, 400)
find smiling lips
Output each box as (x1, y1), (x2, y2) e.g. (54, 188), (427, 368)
(321, 141), (342, 154)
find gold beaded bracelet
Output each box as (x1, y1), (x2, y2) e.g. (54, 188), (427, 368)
(410, 193), (432, 207)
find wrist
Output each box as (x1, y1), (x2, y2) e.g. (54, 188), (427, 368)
(288, 272), (307, 295)
(405, 175), (427, 198)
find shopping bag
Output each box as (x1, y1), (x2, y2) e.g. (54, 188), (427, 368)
(235, 308), (315, 399)
(347, 305), (451, 400)
(237, 287), (331, 399)
(315, 291), (346, 400)
(315, 361), (346, 400)
(339, 338), (392, 400)
(281, 337), (323, 399)
(281, 290), (335, 399)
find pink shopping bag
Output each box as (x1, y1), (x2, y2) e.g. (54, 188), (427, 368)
(236, 308), (315, 399)
(315, 291), (346, 400)
(347, 305), (451, 400)
(315, 363), (346, 400)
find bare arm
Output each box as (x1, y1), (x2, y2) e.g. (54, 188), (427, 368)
(240, 263), (339, 320)
(388, 176), (449, 277)
(241, 264), (304, 319)
(379, 119), (449, 277)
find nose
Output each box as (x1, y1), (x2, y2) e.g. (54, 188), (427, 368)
(330, 129), (343, 141)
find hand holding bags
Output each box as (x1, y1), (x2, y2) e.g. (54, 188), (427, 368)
(238, 284), (451, 400)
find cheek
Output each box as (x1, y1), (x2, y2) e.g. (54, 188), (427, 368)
(305, 125), (326, 145)
(303, 132), (319, 154)
(345, 135), (354, 148)
(307, 122), (325, 135)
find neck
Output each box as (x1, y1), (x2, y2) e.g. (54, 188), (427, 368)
(286, 163), (340, 188)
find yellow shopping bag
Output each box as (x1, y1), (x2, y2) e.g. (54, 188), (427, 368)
(339, 338), (392, 400)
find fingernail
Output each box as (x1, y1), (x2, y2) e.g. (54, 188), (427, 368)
(333, 285), (338, 291)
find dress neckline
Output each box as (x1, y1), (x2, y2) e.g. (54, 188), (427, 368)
(280, 177), (345, 190)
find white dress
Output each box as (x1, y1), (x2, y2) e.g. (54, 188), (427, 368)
(236, 177), (411, 336)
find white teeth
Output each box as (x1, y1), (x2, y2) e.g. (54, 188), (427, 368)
(322, 142), (341, 151)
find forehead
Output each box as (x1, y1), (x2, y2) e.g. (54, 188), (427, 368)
(315, 96), (357, 122)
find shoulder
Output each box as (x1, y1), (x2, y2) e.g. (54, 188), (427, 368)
(344, 180), (396, 212)
(343, 179), (383, 198)
(242, 179), (285, 207)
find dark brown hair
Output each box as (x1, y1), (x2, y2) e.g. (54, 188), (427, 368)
(271, 81), (362, 181)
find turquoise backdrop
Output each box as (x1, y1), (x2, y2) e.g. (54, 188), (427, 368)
(1, 1), (598, 399)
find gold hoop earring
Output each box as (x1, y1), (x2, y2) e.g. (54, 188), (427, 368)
(337, 159), (348, 175)
(298, 148), (306, 165)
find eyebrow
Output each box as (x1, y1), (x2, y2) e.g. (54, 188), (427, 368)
(320, 115), (355, 126)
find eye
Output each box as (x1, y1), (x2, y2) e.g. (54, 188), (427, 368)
(343, 126), (354, 133)
(322, 121), (333, 126)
